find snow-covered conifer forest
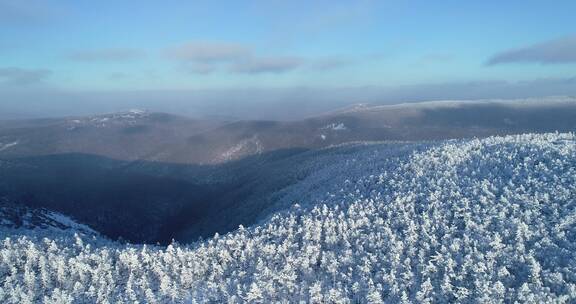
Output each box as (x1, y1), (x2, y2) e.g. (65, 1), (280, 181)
(1, 132), (575, 303)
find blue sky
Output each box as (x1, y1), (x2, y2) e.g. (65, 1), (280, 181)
(0, 0), (575, 118)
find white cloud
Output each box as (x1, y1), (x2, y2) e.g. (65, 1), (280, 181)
(488, 34), (576, 65)
(166, 41), (352, 75)
(165, 42), (251, 63)
(232, 57), (303, 74)
(68, 48), (145, 62)
(0, 67), (51, 85)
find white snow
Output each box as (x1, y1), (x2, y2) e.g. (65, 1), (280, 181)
(66, 110), (149, 129)
(0, 141), (18, 151)
(337, 96), (576, 114)
(219, 135), (264, 162)
(46, 213), (98, 235)
(1, 132), (575, 303)
(322, 122), (348, 131)
(127, 109), (147, 115)
(0, 205), (98, 236)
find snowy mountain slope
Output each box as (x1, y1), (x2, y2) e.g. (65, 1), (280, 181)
(1, 132), (575, 303)
(0, 202), (98, 237)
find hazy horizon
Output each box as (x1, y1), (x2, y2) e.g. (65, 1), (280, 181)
(1, 1), (575, 119)
(2, 87), (576, 121)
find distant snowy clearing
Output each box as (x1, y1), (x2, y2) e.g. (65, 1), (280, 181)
(1, 133), (575, 303)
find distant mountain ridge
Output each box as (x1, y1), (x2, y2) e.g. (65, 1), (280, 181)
(0, 97), (575, 165)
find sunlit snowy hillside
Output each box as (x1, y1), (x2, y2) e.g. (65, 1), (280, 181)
(1, 133), (575, 303)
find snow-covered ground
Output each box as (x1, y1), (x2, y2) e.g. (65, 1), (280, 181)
(0, 204), (98, 236)
(318, 122), (348, 141)
(336, 96), (576, 114)
(1, 132), (575, 303)
(0, 141), (18, 152)
(66, 109), (150, 129)
(219, 135), (264, 162)
(321, 122), (348, 131)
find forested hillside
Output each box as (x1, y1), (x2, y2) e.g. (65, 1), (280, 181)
(1, 132), (575, 303)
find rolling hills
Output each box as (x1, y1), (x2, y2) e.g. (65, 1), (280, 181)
(0, 98), (575, 244)
(1, 132), (574, 302)
(0, 97), (575, 164)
